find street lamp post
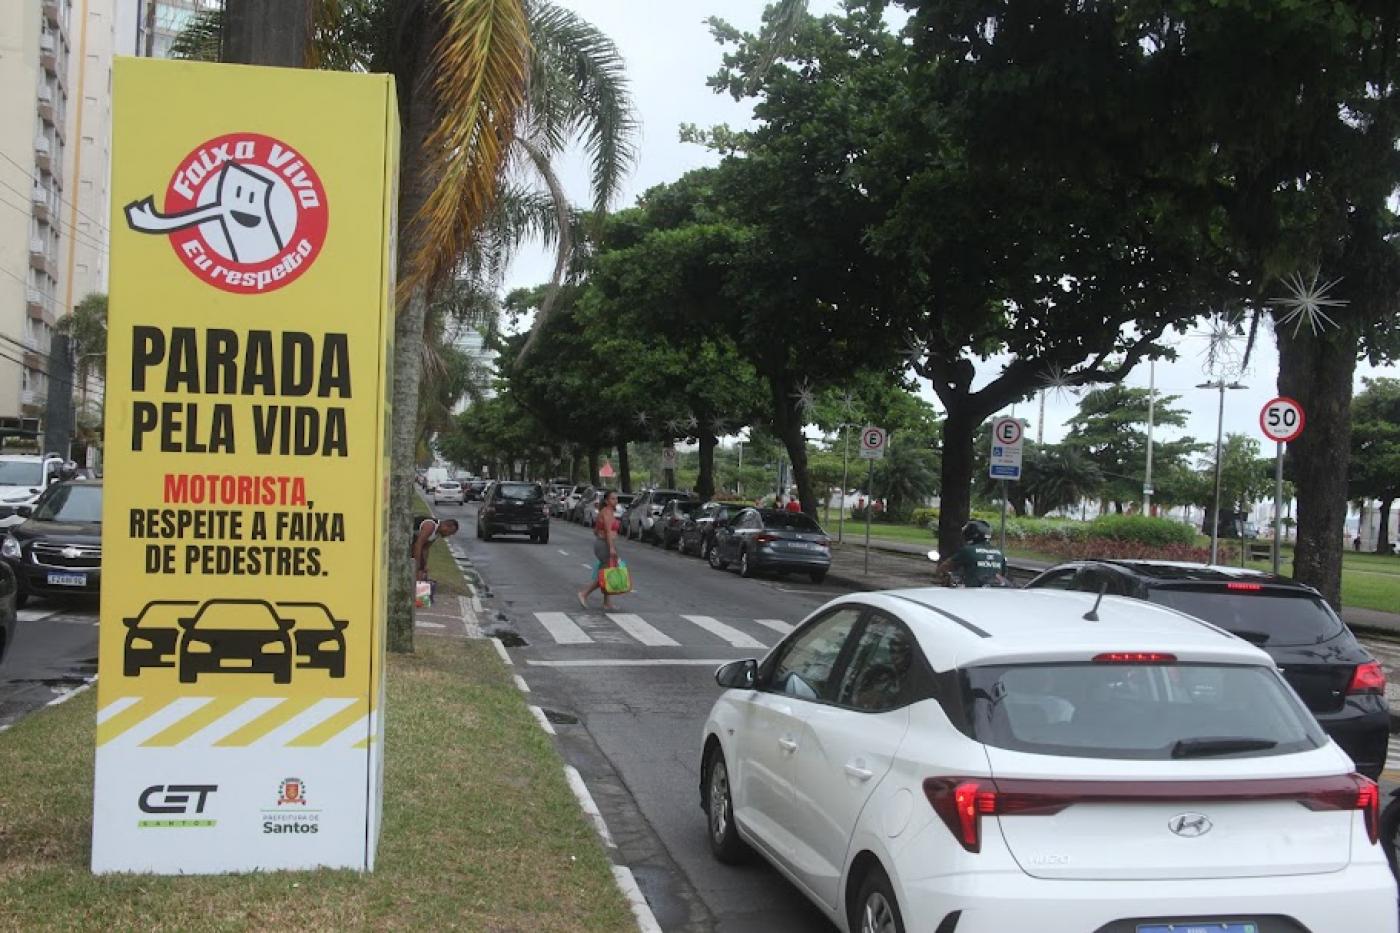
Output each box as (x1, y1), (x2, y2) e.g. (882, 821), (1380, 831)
(1197, 380), (1248, 565)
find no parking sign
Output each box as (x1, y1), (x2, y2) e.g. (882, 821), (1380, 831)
(859, 426), (887, 460)
(989, 417), (1024, 480)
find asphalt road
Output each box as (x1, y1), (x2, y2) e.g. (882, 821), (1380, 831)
(0, 600), (99, 729)
(444, 500), (1400, 933)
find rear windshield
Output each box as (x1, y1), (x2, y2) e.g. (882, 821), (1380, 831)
(497, 483), (543, 501)
(1146, 588), (1344, 647)
(963, 662), (1323, 761)
(760, 510), (822, 532)
(616, 495), (635, 505)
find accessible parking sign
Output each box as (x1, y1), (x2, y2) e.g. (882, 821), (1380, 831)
(93, 59), (398, 874)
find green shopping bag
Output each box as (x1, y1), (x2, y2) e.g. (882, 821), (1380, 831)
(599, 559), (631, 596)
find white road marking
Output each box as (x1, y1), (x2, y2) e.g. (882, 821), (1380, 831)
(606, 613), (679, 647)
(17, 608), (59, 623)
(753, 618), (795, 635)
(558, 549), (570, 556)
(490, 638), (513, 666)
(534, 611), (593, 645)
(528, 705), (556, 735)
(612, 865), (663, 933)
(564, 765), (615, 848)
(681, 614), (767, 649)
(415, 620), (446, 630)
(527, 659), (744, 668)
(513, 674), (531, 693)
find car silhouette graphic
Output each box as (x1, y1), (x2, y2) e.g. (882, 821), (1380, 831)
(177, 599), (294, 685)
(277, 602), (349, 678)
(122, 600), (197, 677)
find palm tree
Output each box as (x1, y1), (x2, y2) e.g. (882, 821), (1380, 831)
(1022, 445), (1103, 517)
(873, 440), (938, 523)
(57, 292), (108, 432)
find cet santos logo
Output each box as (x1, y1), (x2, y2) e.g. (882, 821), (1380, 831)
(124, 132), (329, 294)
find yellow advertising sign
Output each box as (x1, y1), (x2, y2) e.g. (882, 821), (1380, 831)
(93, 58), (397, 874)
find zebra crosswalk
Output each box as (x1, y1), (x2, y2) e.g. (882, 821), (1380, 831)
(525, 610), (791, 650)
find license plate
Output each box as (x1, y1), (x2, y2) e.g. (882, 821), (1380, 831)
(1136, 918), (1260, 924)
(507, 524), (529, 532)
(47, 572), (87, 587)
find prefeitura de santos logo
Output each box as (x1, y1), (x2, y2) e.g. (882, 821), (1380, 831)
(124, 132), (329, 294)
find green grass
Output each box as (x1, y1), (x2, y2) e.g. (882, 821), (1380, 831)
(0, 638), (634, 932)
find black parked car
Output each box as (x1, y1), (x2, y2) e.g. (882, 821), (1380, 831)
(0, 562), (17, 666)
(477, 481), (551, 543)
(708, 508), (831, 583)
(678, 501), (750, 561)
(655, 499), (700, 549)
(1, 480), (101, 607)
(1024, 559), (1389, 779)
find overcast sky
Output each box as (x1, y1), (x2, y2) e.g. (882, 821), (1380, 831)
(503, 1), (1392, 455)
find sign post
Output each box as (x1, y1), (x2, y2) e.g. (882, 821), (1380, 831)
(94, 59), (398, 874)
(989, 417), (1024, 551)
(858, 426), (886, 574)
(1260, 397), (1305, 575)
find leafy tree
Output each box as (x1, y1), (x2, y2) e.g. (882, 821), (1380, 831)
(1063, 387), (1202, 513)
(1021, 445), (1103, 517)
(1349, 378), (1400, 553)
(1207, 434), (1273, 520)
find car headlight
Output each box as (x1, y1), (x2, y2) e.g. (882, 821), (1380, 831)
(1, 536), (20, 559)
(185, 640), (212, 654)
(262, 641), (286, 654)
(130, 636), (154, 651)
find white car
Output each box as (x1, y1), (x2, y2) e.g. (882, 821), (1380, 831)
(432, 480), (464, 505)
(700, 588), (1394, 933)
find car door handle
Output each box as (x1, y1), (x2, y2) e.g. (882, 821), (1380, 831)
(844, 761), (874, 781)
(778, 737), (799, 753)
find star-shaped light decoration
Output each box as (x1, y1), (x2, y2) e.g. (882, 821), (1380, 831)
(791, 379), (818, 419)
(1196, 310), (1248, 379)
(901, 334), (927, 367)
(709, 417), (728, 437)
(664, 416), (682, 434)
(1267, 269), (1347, 338)
(840, 390), (857, 414)
(634, 410), (650, 428)
(684, 412), (699, 432)
(1038, 363), (1081, 402)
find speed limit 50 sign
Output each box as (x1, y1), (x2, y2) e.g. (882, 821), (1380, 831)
(1260, 397), (1305, 444)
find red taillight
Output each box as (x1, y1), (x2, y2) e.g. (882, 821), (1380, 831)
(755, 533), (779, 544)
(1226, 582), (1263, 591)
(814, 537), (830, 547)
(1347, 660), (1386, 695)
(923, 778), (997, 852)
(1358, 778), (1381, 844)
(1093, 652), (1177, 664)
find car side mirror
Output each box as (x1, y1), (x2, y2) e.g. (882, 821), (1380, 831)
(715, 659), (757, 690)
(16, 506), (31, 518)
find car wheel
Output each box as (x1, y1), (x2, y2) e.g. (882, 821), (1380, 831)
(809, 571), (827, 584)
(739, 549), (753, 578)
(14, 592), (27, 609)
(538, 530), (549, 545)
(852, 864), (904, 933)
(482, 527), (493, 542)
(705, 746), (748, 864)
(677, 536), (689, 556)
(708, 543), (728, 571)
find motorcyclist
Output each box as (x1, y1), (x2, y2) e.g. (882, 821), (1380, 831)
(936, 519), (1009, 588)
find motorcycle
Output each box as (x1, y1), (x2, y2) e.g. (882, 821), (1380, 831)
(924, 549), (1011, 588)
(1382, 786), (1400, 881)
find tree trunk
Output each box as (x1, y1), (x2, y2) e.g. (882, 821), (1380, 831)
(697, 433), (717, 500)
(1376, 497), (1393, 554)
(1276, 319), (1358, 608)
(385, 13), (441, 655)
(769, 376), (814, 514)
(222, 0), (311, 66)
(587, 448), (599, 487)
(936, 410), (977, 559)
(618, 441), (631, 493)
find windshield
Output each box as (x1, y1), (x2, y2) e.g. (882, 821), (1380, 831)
(963, 662), (1323, 761)
(497, 483), (543, 501)
(0, 461), (43, 487)
(32, 484), (102, 523)
(1146, 588), (1344, 647)
(759, 510), (823, 532)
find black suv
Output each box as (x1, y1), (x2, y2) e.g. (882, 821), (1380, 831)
(1024, 560), (1389, 778)
(477, 481), (550, 543)
(1, 480), (101, 607)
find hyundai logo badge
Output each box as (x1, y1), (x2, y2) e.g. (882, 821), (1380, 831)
(1168, 812), (1212, 837)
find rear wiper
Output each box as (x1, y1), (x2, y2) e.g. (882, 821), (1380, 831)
(1171, 737), (1278, 759)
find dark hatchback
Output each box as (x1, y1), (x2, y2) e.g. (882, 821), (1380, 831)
(477, 481), (551, 543)
(1, 480), (101, 607)
(678, 501), (750, 560)
(709, 508), (831, 583)
(1024, 560), (1389, 778)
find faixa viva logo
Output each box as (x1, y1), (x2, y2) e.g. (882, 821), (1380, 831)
(124, 132), (329, 294)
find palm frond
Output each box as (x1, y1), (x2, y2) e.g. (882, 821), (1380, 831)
(524, 0), (637, 211)
(408, 0), (532, 292)
(514, 133), (573, 359)
(169, 8), (224, 61)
